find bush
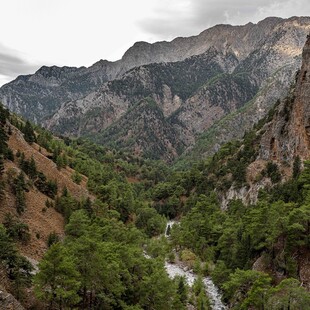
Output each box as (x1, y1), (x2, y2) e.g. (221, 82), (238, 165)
(264, 162), (281, 183)
(71, 171), (82, 184)
(3, 214), (31, 244)
(47, 232), (60, 247)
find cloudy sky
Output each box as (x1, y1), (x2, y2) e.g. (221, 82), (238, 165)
(0, 0), (309, 86)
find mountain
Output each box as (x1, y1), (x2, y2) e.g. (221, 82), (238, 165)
(1, 16), (285, 125)
(1, 16), (310, 161)
(48, 47), (254, 160)
(47, 17), (310, 161)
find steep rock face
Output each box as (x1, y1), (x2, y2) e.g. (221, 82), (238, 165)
(94, 98), (184, 162)
(213, 33), (310, 209)
(48, 17), (310, 160)
(259, 34), (310, 162)
(179, 18), (310, 163)
(179, 60), (299, 163)
(0, 63), (111, 124)
(47, 48), (238, 136)
(47, 50), (261, 160)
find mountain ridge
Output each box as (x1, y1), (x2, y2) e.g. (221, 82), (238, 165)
(1, 16), (310, 161)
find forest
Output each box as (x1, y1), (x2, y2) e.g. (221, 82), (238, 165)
(0, 102), (310, 309)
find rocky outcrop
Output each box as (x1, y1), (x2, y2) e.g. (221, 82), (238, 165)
(0, 290), (25, 310)
(259, 34), (310, 162)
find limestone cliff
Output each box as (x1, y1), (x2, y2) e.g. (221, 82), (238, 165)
(259, 34), (310, 162)
(216, 33), (310, 208)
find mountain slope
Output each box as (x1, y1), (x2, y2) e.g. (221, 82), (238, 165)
(1, 16), (310, 162)
(47, 17), (310, 160)
(0, 121), (91, 260)
(93, 98), (185, 162)
(146, 37), (310, 301)
(46, 48), (240, 136)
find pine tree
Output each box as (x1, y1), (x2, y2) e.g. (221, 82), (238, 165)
(0, 104), (9, 125)
(34, 243), (81, 309)
(14, 172), (27, 214)
(23, 120), (36, 144)
(0, 224), (32, 299)
(0, 155), (4, 176)
(0, 127), (8, 156)
(0, 181), (5, 200)
(56, 155), (64, 170)
(28, 156), (37, 179)
(177, 276), (188, 305)
(293, 156), (301, 179)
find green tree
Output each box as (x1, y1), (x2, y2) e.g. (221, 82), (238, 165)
(223, 269), (271, 309)
(71, 170), (82, 184)
(0, 155), (4, 175)
(193, 276), (210, 310)
(176, 276), (188, 306)
(0, 104), (9, 124)
(211, 260), (231, 288)
(0, 224), (32, 299)
(0, 224), (17, 266)
(34, 243), (81, 309)
(0, 127), (8, 155)
(139, 266), (176, 310)
(293, 156), (301, 179)
(23, 120), (36, 143)
(56, 155), (64, 170)
(28, 156), (37, 179)
(3, 213), (30, 244)
(65, 210), (91, 239)
(136, 206), (166, 237)
(0, 180), (5, 200)
(267, 278), (310, 309)
(13, 172), (27, 214)
(47, 232), (60, 247)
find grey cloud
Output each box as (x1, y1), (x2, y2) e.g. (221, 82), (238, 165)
(138, 0), (310, 39)
(0, 43), (40, 84)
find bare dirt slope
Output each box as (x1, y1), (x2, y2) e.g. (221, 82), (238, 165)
(0, 125), (91, 260)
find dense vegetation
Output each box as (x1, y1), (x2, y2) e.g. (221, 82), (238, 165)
(0, 104), (189, 309)
(1, 102), (310, 309)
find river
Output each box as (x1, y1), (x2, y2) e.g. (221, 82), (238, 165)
(164, 221), (227, 310)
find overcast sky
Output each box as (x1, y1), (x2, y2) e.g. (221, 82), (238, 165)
(0, 0), (309, 86)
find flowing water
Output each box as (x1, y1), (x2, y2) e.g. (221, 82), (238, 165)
(164, 221), (227, 310)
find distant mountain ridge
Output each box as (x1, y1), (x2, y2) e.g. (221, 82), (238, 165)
(1, 16), (310, 161)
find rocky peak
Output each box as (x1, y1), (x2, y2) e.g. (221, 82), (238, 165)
(259, 33), (310, 162)
(34, 65), (81, 79)
(257, 16), (283, 28)
(29, 65), (84, 87)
